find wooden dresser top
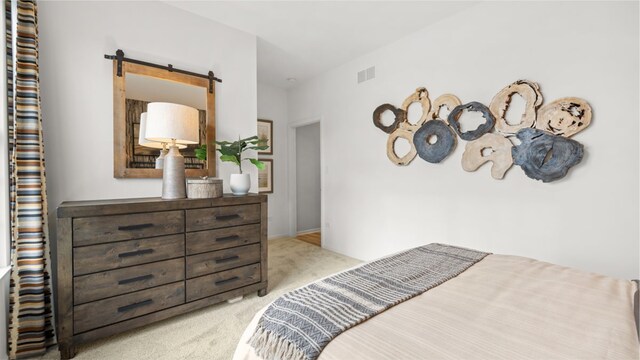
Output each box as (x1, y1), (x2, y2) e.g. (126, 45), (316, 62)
(58, 194), (267, 218)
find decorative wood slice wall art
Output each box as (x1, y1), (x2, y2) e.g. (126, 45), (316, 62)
(461, 133), (514, 179)
(382, 87), (435, 165)
(535, 97), (592, 137)
(413, 120), (457, 164)
(387, 127), (417, 165)
(371, 82), (591, 181)
(401, 87), (431, 130)
(490, 80), (543, 135)
(512, 128), (584, 183)
(447, 102), (496, 141)
(427, 94), (461, 121)
(372, 103), (405, 134)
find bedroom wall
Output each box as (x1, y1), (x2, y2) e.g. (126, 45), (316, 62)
(0, 2), (11, 360)
(38, 1), (258, 222)
(287, 1), (639, 280)
(0, 0), (8, 276)
(257, 82), (289, 238)
(0, 2), (8, 358)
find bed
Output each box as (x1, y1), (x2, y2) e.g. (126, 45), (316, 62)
(234, 244), (639, 360)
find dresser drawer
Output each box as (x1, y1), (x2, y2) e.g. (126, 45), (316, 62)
(186, 224), (260, 255)
(74, 282), (185, 334)
(186, 263), (260, 302)
(73, 234), (184, 276)
(74, 258), (185, 305)
(73, 210), (184, 246)
(187, 244), (261, 278)
(186, 204), (260, 232)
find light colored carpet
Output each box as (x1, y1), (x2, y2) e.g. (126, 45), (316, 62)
(36, 238), (361, 360)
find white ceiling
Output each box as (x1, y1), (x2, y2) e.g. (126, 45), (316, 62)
(166, 1), (477, 88)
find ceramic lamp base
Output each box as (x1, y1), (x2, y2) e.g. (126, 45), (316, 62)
(162, 146), (186, 199)
(155, 147), (168, 169)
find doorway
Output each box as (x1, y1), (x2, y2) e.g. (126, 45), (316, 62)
(289, 121), (321, 246)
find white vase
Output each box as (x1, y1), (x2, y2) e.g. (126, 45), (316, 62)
(230, 173), (251, 195)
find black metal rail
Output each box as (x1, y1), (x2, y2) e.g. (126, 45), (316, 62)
(104, 49), (221, 93)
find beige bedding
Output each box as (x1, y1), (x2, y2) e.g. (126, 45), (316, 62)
(234, 254), (639, 360)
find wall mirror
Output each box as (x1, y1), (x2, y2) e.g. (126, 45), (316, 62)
(112, 59), (216, 178)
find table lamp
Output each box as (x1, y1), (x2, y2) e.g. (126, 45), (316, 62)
(138, 112), (186, 169)
(145, 102), (199, 199)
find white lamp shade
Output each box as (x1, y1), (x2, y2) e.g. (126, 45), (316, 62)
(138, 113), (185, 149)
(145, 102), (200, 145)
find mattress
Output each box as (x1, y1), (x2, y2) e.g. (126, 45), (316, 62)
(234, 253), (639, 360)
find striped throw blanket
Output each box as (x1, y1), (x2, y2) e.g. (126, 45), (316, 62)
(248, 243), (489, 360)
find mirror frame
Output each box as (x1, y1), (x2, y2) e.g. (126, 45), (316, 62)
(112, 60), (216, 178)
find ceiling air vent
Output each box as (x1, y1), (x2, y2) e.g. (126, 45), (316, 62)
(357, 66), (375, 84)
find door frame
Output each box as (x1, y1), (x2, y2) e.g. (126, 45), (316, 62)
(287, 117), (323, 245)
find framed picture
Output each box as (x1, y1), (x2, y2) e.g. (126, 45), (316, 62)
(257, 119), (273, 155)
(258, 158), (273, 194)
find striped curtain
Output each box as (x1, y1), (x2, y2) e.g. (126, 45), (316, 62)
(6, 0), (56, 358)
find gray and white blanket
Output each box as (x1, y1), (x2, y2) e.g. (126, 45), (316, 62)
(248, 243), (489, 360)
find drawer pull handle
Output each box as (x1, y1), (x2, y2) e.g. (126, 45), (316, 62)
(118, 274), (154, 285)
(215, 255), (240, 264)
(118, 249), (154, 258)
(216, 235), (240, 242)
(118, 223), (154, 231)
(215, 214), (240, 221)
(215, 276), (239, 286)
(117, 299), (153, 313)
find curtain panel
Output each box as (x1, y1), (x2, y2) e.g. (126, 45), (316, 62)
(5, 0), (56, 358)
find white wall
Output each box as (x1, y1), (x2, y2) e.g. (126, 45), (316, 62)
(257, 82), (289, 238)
(0, 1), (9, 357)
(0, 267), (7, 360)
(38, 1), (258, 218)
(287, 1), (639, 280)
(0, 0), (8, 269)
(296, 123), (321, 232)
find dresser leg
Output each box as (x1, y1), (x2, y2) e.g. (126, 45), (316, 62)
(258, 288), (267, 297)
(59, 342), (76, 360)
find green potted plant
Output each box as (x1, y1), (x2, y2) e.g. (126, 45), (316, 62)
(196, 135), (268, 195)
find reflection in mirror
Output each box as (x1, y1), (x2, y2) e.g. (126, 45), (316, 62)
(125, 73), (207, 169)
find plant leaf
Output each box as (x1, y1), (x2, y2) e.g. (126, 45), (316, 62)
(249, 158), (265, 170)
(239, 135), (259, 142)
(217, 145), (238, 156)
(195, 145), (207, 161)
(220, 154), (240, 165)
(246, 145), (269, 151)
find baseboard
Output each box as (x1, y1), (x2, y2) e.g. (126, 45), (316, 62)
(268, 234), (290, 241)
(296, 228), (320, 236)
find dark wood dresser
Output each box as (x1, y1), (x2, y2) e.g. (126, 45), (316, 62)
(55, 195), (268, 359)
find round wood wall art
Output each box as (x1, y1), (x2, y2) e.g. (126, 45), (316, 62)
(401, 87), (431, 130)
(428, 94), (461, 122)
(512, 128), (584, 183)
(535, 97), (592, 137)
(372, 103), (405, 134)
(387, 126), (417, 165)
(448, 102), (496, 141)
(461, 133), (514, 179)
(489, 80), (543, 135)
(413, 120), (456, 164)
